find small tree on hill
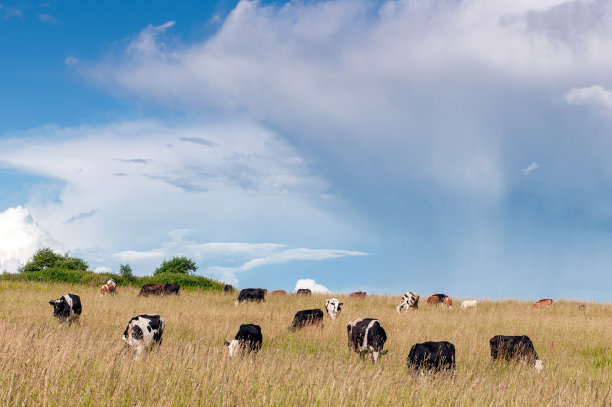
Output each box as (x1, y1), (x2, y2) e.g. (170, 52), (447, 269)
(22, 247), (88, 272)
(154, 256), (198, 275)
(119, 264), (134, 279)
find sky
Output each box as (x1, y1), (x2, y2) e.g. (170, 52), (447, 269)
(1, 0), (612, 300)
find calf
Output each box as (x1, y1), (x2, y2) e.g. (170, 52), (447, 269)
(396, 292), (420, 313)
(100, 279), (117, 296)
(235, 288), (266, 306)
(461, 300), (477, 309)
(225, 324), (262, 357)
(163, 283), (180, 295)
(347, 318), (388, 362)
(325, 298), (343, 319)
(290, 309), (324, 330)
(407, 341), (456, 372)
(533, 299), (553, 309)
(49, 294), (82, 326)
(296, 288), (312, 296)
(489, 335), (544, 371)
(350, 291), (366, 298)
(138, 284), (165, 296)
(122, 314), (164, 355)
(223, 284), (235, 295)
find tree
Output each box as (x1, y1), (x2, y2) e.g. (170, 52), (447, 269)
(154, 256), (198, 275)
(119, 264), (134, 279)
(22, 247), (88, 272)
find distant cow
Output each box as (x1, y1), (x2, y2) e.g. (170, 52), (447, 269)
(138, 284), (164, 296)
(350, 291), (366, 298)
(290, 309), (324, 330)
(407, 341), (456, 372)
(225, 324), (262, 357)
(163, 283), (180, 295)
(533, 299), (553, 309)
(490, 335), (544, 371)
(296, 288), (312, 296)
(49, 294), (82, 326)
(235, 288), (266, 306)
(461, 300), (478, 309)
(396, 292), (420, 313)
(223, 284), (235, 295)
(427, 294), (453, 308)
(325, 298), (343, 319)
(100, 279), (117, 296)
(347, 318), (388, 362)
(122, 314), (164, 355)
(271, 290), (287, 295)
(578, 304), (587, 311)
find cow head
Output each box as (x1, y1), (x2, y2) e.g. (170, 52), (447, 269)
(49, 297), (69, 319)
(225, 339), (240, 357)
(370, 348), (388, 362)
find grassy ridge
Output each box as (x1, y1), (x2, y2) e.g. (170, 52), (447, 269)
(0, 269), (225, 291)
(0, 281), (610, 406)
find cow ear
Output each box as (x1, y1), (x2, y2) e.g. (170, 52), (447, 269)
(224, 341), (230, 346)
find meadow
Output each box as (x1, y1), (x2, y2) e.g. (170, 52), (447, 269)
(0, 281), (610, 406)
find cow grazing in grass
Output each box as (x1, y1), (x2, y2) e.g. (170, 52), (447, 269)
(578, 304), (587, 311)
(396, 292), (420, 313)
(296, 288), (312, 296)
(225, 324), (262, 357)
(461, 300), (477, 309)
(427, 294), (453, 308)
(49, 294), (82, 326)
(235, 288), (266, 306)
(347, 318), (388, 362)
(533, 299), (553, 309)
(163, 283), (180, 295)
(138, 284), (164, 296)
(271, 290), (287, 295)
(325, 298), (343, 319)
(350, 291), (366, 298)
(122, 314), (164, 355)
(490, 335), (544, 372)
(290, 309), (324, 331)
(223, 284), (235, 295)
(407, 341), (456, 372)
(100, 279), (117, 296)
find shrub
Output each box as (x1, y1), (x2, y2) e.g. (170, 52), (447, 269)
(22, 248), (88, 273)
(154, 256), (198, 275)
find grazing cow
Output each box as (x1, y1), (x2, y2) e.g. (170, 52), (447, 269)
(271, 290), (287, 295)
(407, 341), (456, 372)
(296, 288), (312, 296)
(138, 284), (165, 296)
(350, 291), (366, 298)
(163, 283), (180, 295)
(100, 279), (117, 296)
(290, 309), (324, 330)
(461, 300), (477, 309)
(489, 335), (544, 372)
(347, 318), (388, 362)
(223, 284), (235, 295)
(427, 294), (453, 308)
(122, 314), (164, 355)
(325, 298), (343, 319)
(533, 299), (553, 309)
(396, 292), (420, 313)
(49, 294), (82, 326)
(225, 324), (262, 357)
(578, 304), (587, 311)
(235, 288), (266, 306)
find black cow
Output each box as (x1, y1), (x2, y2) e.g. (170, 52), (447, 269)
(347, 318), (388, 362)
(163, 283), (180, 295)
(138, 284), (165, 296)
(490, 335), (544, 371)
(290, 309), (324, 330)
(407, 341), (456, 372)
(223, 284), (235, 295)
(235, 288), (266, 306)
(225, 324), (263, 357)
(49, 294), (82, 325)
(296, 288), (312, 296)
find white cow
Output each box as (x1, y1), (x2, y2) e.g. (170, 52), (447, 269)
(396, 292), (420, 313)
(325, 298), (343, 319)
(122, 314), (164, 355)
(461, 300), (478, 309)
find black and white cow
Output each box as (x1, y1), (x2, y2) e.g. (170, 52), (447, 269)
(290, 309), (324, 330)
(235, 288), (266, 306)
(490, 335), (544, 371)
(407, 341), (456, 372)
(347, 318), (388, 362)
(325, 298), (343, 319)
(396, 291), (420, 313)
(122, 314), (164, 355)
(49, 294), (82, 325)
(225, 324), (263, 357)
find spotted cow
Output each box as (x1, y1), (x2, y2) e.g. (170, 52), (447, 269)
(49, 294), (82, 326)
(396, 292), (420, 313)
(100, 279), (117, 296)
(325, 298), (343, 319)
(347, 318), (388, 362)
(122, 314), (164, 355)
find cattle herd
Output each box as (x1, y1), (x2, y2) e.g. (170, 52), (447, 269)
(49, 281), (554, 372)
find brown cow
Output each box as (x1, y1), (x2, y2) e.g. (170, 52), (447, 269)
(296, 289), (312, 296)
(271, 290), (287, 295)
(350, 291), (366, 298)
(138, 284), (164, 296)
(100, 279), (117, 296)
(578, 304), (587, 311)
(533, 299), (553, 309)
(223, 284), (235, 295)
(427, 294), (453, 308)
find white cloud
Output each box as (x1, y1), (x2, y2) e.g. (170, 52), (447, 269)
(564, 85), (612, 114)
(522, 162), (540, 175)
(65, 56), (79, 65)
(294, 278), (330, 294)
(93, 266), (112, 274)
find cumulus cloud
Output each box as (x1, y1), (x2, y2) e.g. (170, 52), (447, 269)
(522, 162), (540, 175)
(93, 266), (112, 274)
(564, 85), (612, 114)
(294, 279), (330, 294)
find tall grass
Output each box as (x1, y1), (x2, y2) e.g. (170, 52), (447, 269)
(0, 281), (610, 406)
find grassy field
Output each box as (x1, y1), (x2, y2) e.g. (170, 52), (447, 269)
(0, 281), (610, 406)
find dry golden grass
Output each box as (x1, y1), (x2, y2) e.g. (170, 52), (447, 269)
(0, 281), (610, 406)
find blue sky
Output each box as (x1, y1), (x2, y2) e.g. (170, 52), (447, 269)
(1, 0), (612, 300)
